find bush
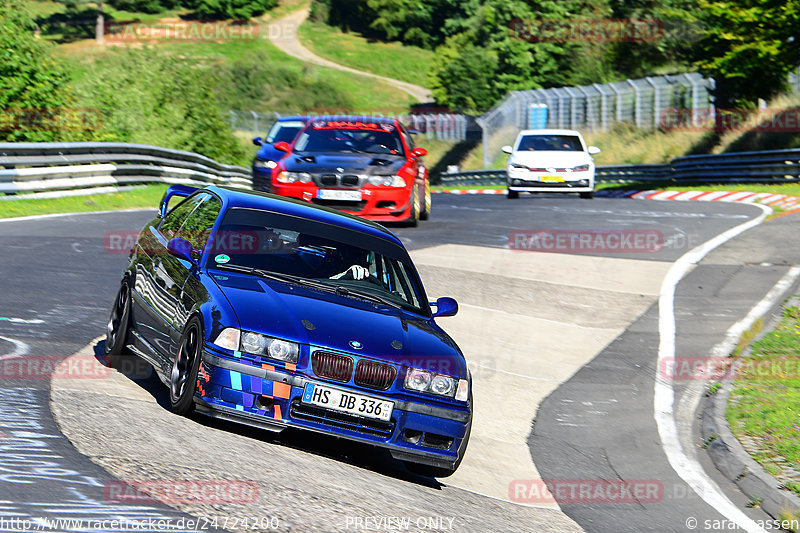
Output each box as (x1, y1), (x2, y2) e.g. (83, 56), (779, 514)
(73, 47), (245, 164)
(190, 0), (277, 20)
(214, 50), (353, 113)
(0, 0), (96, 141)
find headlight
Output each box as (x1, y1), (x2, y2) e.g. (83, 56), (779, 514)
(367, 175), (406, 187)
(572, 164), (590, 172)
(236, 330), (300, 363)
(405, 369), (432, 392)
(404, 368), (461, 398)
(277, 171), (312, 183)
(213, 328), (240, 351)
(510, 162), (528, 169)
(253, 159), (277, 170)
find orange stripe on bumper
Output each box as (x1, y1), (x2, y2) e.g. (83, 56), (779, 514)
(273, 382), (291, 399)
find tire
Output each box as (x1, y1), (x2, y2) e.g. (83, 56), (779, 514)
(579, 191), (594, 199)
(170, 317), (203, 416)
(419, 182), (431, 221)
(405, 186), (419, 227)
(507, 189), (519, 199)
(106, 280), (132, 357)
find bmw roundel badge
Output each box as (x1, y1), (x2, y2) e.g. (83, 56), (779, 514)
(349, 340), (363, 349)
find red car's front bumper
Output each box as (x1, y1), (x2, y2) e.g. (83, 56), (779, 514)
(271, 183), (413, 221)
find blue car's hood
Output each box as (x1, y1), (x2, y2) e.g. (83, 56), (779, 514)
(211, 272), (465, 378)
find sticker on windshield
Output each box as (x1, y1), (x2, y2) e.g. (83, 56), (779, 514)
(215, 254), (230, 264)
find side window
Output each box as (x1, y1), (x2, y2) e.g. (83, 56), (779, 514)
(177, 195), (222, 254)
(159, 193), (207, 239)
(401, 128), (415, 155)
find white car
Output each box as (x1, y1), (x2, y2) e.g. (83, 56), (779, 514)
(502, 129), (600, 199)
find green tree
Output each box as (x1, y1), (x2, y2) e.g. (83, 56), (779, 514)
(189, 0), (277, 20)
(0, 0), (94, 141)
(690, 0), (800, 107)
(73, 47), (245, 163)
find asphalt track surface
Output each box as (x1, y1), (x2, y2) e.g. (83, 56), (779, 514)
(0, 194), (794, 532)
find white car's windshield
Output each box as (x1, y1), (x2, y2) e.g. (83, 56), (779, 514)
(518, 135), (583, 151)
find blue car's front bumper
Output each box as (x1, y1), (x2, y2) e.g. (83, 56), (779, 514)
(194, 347), (471, 469)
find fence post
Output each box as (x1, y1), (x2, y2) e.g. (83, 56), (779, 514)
(646, 77), (659, 129)
(627, 79), (642, 128)
(476, 117), (490, 169)
(593, 83), (609, 131)
(250, 111), (259, 134)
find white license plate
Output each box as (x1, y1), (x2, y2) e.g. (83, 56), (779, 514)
(302, 383), (393, 421)
(317, 189), (362, 201)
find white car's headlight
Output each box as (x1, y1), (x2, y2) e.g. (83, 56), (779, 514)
(253, 159), (277, 170)
(367, 175), (406, 187)
(571, 164), (590, 172)
(277, 171), (312, 183)
(216, 328), (299, 363)
(404, 368), (466, 400)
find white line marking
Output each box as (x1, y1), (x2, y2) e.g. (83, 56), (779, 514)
(710, 266), (800, 357)
(654, 203), (772, 533)
(0, 208), (153, 224)
(0, 317), (45, 324)
(0, 335), (30, 359)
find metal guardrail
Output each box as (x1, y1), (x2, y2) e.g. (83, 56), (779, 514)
(0, 142), (252, 196)
(442, 149), (800, 186)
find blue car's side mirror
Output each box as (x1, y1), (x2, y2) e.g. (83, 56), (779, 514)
(252, 137), (263, 146)
(167, 237), (196, 265)
(431, 297), (458, 318)
(159, 185), (198, 218)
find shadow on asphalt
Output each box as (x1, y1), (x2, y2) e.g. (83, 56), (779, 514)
(91, 340), (443, 489)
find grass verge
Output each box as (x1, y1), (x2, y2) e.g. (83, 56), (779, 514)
(727, 301), (800, 501)
(298, 19), (434, 89)
(0, 185), (167, 219)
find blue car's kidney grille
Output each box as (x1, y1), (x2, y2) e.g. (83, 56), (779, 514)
(354, 360), (396, 390)
(312, 351), (354, 382)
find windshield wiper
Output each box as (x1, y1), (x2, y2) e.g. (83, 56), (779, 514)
(213, 264), (334, 292)
(334, 286), (404, 310)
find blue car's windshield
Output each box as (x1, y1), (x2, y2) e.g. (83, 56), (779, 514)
(265, 120), (305, 144)
(206, 208), (425, 312)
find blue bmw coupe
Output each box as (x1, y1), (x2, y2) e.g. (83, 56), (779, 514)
(106, 185), (471, 477)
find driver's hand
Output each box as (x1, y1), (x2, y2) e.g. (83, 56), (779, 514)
(330, 265), (369, 280)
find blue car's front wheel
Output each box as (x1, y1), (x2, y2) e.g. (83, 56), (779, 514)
(106, 280), (131, 357)
(170, 317), (202, 415)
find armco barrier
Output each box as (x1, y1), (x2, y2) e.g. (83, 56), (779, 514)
(0, 142), (252, 196)
(442, 148), (800, 186)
